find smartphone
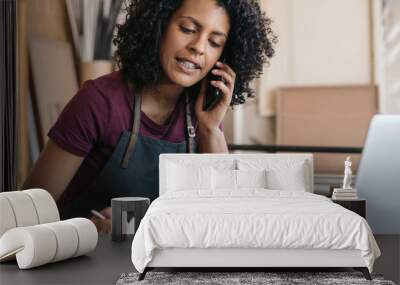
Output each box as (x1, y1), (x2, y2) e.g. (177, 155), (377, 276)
(203, 55), (226, 111)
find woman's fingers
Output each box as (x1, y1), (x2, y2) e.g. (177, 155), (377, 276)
(211, 68), (233, 88)
(210, 80), (231, 106)
(216, 61), (236, 79)
(100, 207), (112, 219)
(90, 216), (111, 234)
(194, 61), (236, 130)
(210, 80), (229, 93)
(101, 219), (111, 234)
(210, 63), (235, 106)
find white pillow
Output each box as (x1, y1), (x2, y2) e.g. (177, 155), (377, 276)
(266, 165), (306, 191)
(237, 159), (309, 191)
(236, 169), (268, 189)
(167, 162), (212, 191)
(212, 168), (236, 190)
(211, 168), (268, 190)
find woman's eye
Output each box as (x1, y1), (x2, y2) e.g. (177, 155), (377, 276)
(180, 26), (195, 34)
(209, 40), (222, 48)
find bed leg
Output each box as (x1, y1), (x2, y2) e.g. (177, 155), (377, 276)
(354, 267), (371, 280)
(138, 268), (148, 281)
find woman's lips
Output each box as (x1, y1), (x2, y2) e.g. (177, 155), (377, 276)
(176, 58), (200, 75)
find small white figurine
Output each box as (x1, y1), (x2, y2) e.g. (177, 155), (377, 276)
(342, 156), (353, 189)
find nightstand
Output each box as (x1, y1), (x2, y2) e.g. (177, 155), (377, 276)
(332, 199), (366, 218)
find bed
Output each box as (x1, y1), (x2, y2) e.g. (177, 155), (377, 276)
(131, 154), (380, 280)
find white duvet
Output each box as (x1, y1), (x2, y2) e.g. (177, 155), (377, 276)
(131, 190), (380, 273)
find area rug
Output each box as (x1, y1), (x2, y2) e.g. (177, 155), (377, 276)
(116, 271), (396, 285)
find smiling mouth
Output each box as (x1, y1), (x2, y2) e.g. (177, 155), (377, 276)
(176, 58), (201, 72)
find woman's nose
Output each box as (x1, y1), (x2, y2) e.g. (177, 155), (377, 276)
(187, 35), (207, 56)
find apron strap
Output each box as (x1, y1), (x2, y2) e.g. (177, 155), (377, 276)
(185, 92), (196, 154)
(121, 93), (142, 169)
(121, 91), (196, 168)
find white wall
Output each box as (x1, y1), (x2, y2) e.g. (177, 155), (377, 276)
(257, 0), (373, 116)
(226, 0), (374, 145)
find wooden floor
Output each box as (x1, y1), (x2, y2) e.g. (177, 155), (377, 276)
(373, 234), (400, 284)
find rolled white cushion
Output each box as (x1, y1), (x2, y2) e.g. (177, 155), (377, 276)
(0, 226), (57, 269)
(0, 191), (39, 227)
(24, 189), (60, 224)
(0, 218), (98, 269)
(42, 221), (79, 262)
(0, 196), (17, 237)
(65, 218), (98, 257)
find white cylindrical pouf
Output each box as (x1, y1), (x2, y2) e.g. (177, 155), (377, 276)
(42, 221), (79, 262)
(66, 218), (98, 257)
(0, 218), (97, 269)
(0, 196), (16, 237)
(1, 192), (39, 227)
(0, 226), (57, 269)
(24, 189), (60, 223)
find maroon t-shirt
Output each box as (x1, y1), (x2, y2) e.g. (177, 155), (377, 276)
(49, 71), (223, 213)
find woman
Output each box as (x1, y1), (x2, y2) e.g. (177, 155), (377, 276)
(23, 0), (276, 233)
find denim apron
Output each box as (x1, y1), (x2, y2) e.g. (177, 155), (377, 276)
(61, 91), (196, 218)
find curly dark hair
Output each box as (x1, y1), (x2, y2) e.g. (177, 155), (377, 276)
(113, 0), (277, 106)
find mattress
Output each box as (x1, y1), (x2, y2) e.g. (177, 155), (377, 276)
(131, 190), (380, 273)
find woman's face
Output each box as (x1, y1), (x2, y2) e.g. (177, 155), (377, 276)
(159, 0), (230, 87)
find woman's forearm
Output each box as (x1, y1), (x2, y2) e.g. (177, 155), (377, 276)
(197, 124), (229, 153)
(22, 139), (83, 201)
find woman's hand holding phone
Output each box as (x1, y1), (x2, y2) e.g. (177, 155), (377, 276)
(195, 61), (236, 133)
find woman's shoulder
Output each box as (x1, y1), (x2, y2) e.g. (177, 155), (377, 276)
(90, 70), (126, 91)
(81, 70), (130, 103)
(63, 70), (131, 123)
(48, 71), (132, 156)
(72, 70), (133, 121)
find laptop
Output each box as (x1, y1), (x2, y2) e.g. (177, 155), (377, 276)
(356, 115), (400, 234)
